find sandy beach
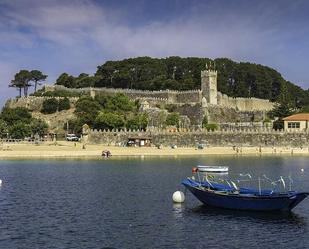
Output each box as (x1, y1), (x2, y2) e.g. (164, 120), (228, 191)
(1, 141), (309, 158)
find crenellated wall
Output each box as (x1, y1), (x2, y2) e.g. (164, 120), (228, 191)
(5, 96), (79, 112)
(52, 85), (202, 104)
(217, 92), (274, 111)
(87, 128), (309, 147)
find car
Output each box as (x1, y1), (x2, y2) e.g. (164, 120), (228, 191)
(66, 134), (79, 141)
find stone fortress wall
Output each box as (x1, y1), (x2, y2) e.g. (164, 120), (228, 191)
(217, 92), (274, 111)
(87, 128), (309, 148)
(6, 66), (275, 115)
(5, 96), (79, 112)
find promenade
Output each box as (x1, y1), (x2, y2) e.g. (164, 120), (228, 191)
(1, 141), (308, 158)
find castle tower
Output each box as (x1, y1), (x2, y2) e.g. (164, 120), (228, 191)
(201, 63), (217, 105)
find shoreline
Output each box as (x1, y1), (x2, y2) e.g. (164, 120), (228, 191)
(1, 141), (309, 159)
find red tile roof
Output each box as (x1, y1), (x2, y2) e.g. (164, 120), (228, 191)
(283, 113), (309, 121)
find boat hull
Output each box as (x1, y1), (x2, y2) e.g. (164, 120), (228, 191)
(183, 179), (309, 211)
(197, 165), (228, 173)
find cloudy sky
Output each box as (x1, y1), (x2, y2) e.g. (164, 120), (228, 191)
(0, 0), (309, 107)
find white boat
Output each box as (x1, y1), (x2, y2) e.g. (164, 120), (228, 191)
(197, 165), (229, 173)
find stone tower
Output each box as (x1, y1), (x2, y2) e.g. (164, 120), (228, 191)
(201, 64), (217, 105)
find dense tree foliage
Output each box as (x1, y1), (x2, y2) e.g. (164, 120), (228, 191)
(166, 112), (180, 127)
(9, 70), (47, 97)
(126, 113), (148, 130)
(67, 94), (148, 133)
(0, 119), (8, 138)
(53, 57), (309, 108)
(8, 122), (31, 139)
(0, 107), (48, 138)
(30, 70), (47, 92)
(41, 97), (71, 114)
(94, 112), (125, 130)
(41, 98), (59, 114)
(33, 89), (81, 97)
(29, 119), (48, 136)
(1, 107), (32, 124)
(58, 98), (71, 111)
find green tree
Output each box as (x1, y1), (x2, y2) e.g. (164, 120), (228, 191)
(74, 97), (101, 127)
(0, 107), (32, 125)
(9, 122), (31, 139)
(41, 98), (58, 114)
(65, 118), (84, 134)
(202, 115), (208, 128)
(95, 112), (125, 130)
(55, 73), (76, 88)
(105, 93), (135, 112)
(126, 113), (148, 130)
(10, 70), (32, 97)
(30, 118), (48, 136)
(58, 97), (71, 111)
(0, 119), (8, 138)
(30, 70), (47, 92)
(204, 123), (218, 131)
(165, 112), (180, 127)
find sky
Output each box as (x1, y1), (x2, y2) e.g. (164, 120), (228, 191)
(1, 0), (309, 107)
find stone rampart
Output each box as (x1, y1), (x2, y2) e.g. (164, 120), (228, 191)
(206, 105), (265, 123)
(87, 129), (309, 147)
(5, 96), (79, 112)
(46, 85), (274, 111)
(217, 92), (274, 111)
(52, 85), (201, 104)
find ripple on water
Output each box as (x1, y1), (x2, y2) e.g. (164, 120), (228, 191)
(0, 157), (308, 249)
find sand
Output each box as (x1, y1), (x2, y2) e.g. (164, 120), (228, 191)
(1, 141), (309, 159)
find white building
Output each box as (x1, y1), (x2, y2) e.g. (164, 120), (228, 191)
(283, 113), (309, 131)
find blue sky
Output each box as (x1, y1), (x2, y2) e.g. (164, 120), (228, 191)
(1, 0), (309, 107)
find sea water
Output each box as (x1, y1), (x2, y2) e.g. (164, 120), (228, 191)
(0, 156), (308, 249)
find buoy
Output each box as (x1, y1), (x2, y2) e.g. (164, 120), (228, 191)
(0, 179), (2, 186)
(172, 191), (185, 203)
(301, 168), (304, 172)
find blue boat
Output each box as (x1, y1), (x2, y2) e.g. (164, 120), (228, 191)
(182, 178), (309, 211)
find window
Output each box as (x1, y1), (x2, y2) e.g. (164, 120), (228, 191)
(287, 122), (300, 129)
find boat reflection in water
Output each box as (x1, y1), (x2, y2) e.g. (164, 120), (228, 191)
(183, 168), (309, 212)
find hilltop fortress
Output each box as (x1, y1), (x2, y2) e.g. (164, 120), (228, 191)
(42, 65), (274, 111)
(6, 65), (275, 127)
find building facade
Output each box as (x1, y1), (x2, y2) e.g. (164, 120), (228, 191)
(283, 113), (309, 131)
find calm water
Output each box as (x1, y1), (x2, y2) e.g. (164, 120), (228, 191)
(0, 156), (308, 249)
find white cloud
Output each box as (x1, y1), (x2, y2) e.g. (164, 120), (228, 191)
(0, 0), (308, 108)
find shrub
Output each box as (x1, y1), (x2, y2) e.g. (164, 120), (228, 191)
(41, 98), (58, 114)
(0, 119), (8, 138)
(202, 115), (208, 128)
(95, 112), (125, 130)
(58, 97), (71, 111)
(126, 113), (148, 130)
(205, 123), (218, 131)
(165, 112), (180, 127)
(0, 107), (32, 125)
(165, 104), (177, 113)
(9, 122), (31, 139)
(30, 118), (48, 136)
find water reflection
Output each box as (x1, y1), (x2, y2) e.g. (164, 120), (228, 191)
(172, 203), (185, 219)
(190, 204), (306, 225)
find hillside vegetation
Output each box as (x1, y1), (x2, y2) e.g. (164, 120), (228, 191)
(53, 56), (309, 108)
